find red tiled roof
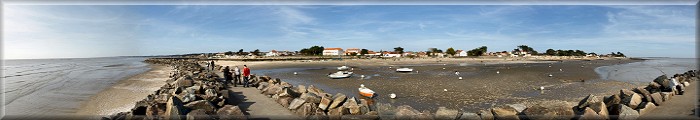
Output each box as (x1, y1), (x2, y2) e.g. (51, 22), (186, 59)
(324, 48), (343, 50)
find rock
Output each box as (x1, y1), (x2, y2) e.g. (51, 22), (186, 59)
(621, 93), (642, 109)
(479, 110), (494, 120)
(297, 85), (307, 93)
(263, 85), (282, 95)
(579, 107), (604, 120)
(578, 94), (601, 109)
(653, 75), (671, 90)
(217, 105), (245, 120)
(307, 85), (325, 95)
(257, 82), (269, 90)
(619, 89), (636, 98)
(492, 106), (519, 120)
(328, 107), (350, 116)
(318, 96), (332, 110)
(186, 109), (213, 120)
(176, 76), (194, 88)
(184, 100), (216, 113)
(617, 104), (639, 120)
(523, 101), (575, 120)
(300, 92), (321, 104)
(278, 88), (300, 98)
(217, 90), (235, 105)
(359, 105), (370, 115)
(395, 105), (421, 119)
(280, 81), (293, 88)
(329, 93), (347, 109)
(375, 103), (397, 119)
(348, 104), (361, 115)
(435, 107), (460, 120)
(203, 89), (218, 100)
(276, 96), (293, 108)
(459, 112), (480, 120)
(288, 98), (306, 110)
(146, 103), (166, 118)
(634, 87), (653, 103)
(683, 82), (690, 87)
(661, 92), (673, 101)
(637, 102), (656, 115)
(588, 102), (608, 119)
(507, 104), (527, 113)
(179, 93), (196, 103)
(604, 94), (621, 107)
(296, 103), (315, 117)
(165, 96), (187, 120)
(648, 82), (661, 90)
(650, 92), (664, 106)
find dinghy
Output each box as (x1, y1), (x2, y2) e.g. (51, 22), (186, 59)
(396, 68), (413, 72)
(337, 66), (350, 70)
(328, 71), (353, 79)
(358, 84), (376, 98)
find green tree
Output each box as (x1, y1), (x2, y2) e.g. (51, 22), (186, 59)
(546, 49), (556, 55)
(467, 46), (488, 56)
(360, 49), (369, 56)
(237, 49), (244, 55)
(350, 52), (358, 56)
(394, 47), (404, 54)
(446, 47), (456, 56)
(517, 45), (537, 54)
(224, 51), (234, 56)
(252, 49), (260, 56)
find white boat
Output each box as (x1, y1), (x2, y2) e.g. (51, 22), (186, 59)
(328, 71), (353, 79)
(358, 85), (376, 98)
(337, 66), (350, 70)
(396, 68), (413, 72)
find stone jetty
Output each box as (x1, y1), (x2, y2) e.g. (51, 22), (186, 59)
(108, 58), (698, 120)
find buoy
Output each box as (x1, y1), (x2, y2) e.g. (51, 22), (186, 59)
(294, 72), (298, 75)
(443, 89), (448, 92)
(548, 66), (551, 68)
(559, 69), (563, 72)
(581, 66), (584, 68)
(351, 68), (354, 70)
(548, 74), (553, 77)
(361, 75), (365, 78)
(443, 68), (446, 69)
(390, 93), (397, 99)
(389, 67), (392, 69)
(444, 64), (447, 65)
(540, 86), (545, 90)
(496, 71), (500, 74)
(455, 71), (460, 75)
(458, 77), (463, 80)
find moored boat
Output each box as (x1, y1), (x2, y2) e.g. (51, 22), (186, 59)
(358, 84), (376, 98)
(328, 71), (353, 79)
(338, 66), (350, 70)
(396, 68), (413, 72)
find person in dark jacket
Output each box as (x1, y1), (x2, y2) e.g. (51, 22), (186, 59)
(223, 66), (233, 85)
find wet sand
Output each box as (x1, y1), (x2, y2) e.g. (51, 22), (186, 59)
(215, 58), (642, 112)
(75, 65), (172, 117)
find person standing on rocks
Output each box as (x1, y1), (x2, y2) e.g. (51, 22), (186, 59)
(243, 65), (251, 88)
(234, 66), (241, 87)
(223, 66), (233, 86)
(210, 61), (216, 70)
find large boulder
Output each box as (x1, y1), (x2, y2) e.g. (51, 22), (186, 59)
(479, 110), (494, 120)
(187, 109), (214, 120)
(328, 93), (347, 109)
(278, 88), (300, 98)
(633, 87), (653, 102)
(328, 106), (350, 116)
(257, 82), (269, 90)
(296, 103), (316, 117)
(297, 85), (307, 93)
(263, 85), (282, 95)
(578, 94), (601, 109)
(507, 104), (527, 113)
(648, 82), (661, 91)
(280, 81), (293, 88)
(637, 102), (656, 115)
(435, 107), (460, 120)
(165, 96), (187, 120)
(523, 101), (575, 120)
(619, 89), (636, 98)
(459, 112), (480, 120)
(347, 104), (362, 115)
(299, 92), (321, 104)
(395, 105), (421, 119)
(176, 76), (194, 88)
(588, 102), (609, 119)
(318, 96), (332, 110)
(621, 92), (642, 109)
(276, 96), (293, 108)
(578, 107), (604, 120)
(146, 103), (166, 118)
(492, 106), (519, 120)
(617, 105), (639, 120)
(661, 92), (673, 101)
(650, 92), (664, 106)
(217, 105), (245, 120)
(604, 94), (621, 107)
(653, 75), (670, 90)
(307, 85), (325, 96)
(184, 100), (217, 113)
(288, 98), (306, 110)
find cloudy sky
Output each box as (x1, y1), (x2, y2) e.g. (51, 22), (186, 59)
(3, 5), (696, 59)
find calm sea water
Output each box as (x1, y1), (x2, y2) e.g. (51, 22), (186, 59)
(595, 58), (698, 84)
(2, 57), (151, 116)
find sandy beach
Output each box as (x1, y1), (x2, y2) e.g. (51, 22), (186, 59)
(213, 58), (643, 112)
(75, 65), (173, 117)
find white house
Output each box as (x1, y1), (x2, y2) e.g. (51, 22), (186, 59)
(345, 48), (361, 55)
(323, 48), (344, 56)
(382, 52), (402, 57)
(457, 50), (467, 56)
(265, 50), (280, 56)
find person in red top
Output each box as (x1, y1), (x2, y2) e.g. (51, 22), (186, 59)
(242, 65), (251, 88)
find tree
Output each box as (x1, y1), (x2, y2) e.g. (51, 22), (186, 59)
(546, 49), (556, 55)
(224, 51), (234, 56)
(394, 47), (404, 54)
(446, 47), (456, 56)
(251, 49), (260, 56)
(360, 49), (369, 56)
(467, 46), (488, 56)
(237, 49), (244, 55)
(350, 52), (358, 56)
(517, 45), (537, 54)
(615, 52), (626, 57)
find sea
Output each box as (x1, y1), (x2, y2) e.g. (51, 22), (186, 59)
(595, 58), (699, 84)
(2, 57), (151, 117)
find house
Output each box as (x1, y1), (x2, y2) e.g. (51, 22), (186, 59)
(402, 51), (415, 57)
(365, 51), (379, 56)
(265, 50), (280, 57)
(456, 50), (467, 57)
(417, 52), (428, 57)
(345, 48), (361, 55)
(382, 52), (402, 57)
(323, 48), (344, 56)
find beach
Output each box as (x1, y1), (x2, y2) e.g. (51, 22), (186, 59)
(214, 58), (646, 112)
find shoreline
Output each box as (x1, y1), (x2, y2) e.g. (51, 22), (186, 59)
(75, 64), (172, 116)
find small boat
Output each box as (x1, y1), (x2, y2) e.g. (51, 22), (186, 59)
(338, 66), (350, 70)
(358, 85), (376, 98)
(396, 68), (413, 72)
(328, 71), (353, 79)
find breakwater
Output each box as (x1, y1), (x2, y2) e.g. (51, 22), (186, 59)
(107, 58), (698, 119)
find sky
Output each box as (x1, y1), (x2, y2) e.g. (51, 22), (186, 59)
(3, 5), (696, 59)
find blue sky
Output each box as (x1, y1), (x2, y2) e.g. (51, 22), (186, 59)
(3, 5), (696, 59)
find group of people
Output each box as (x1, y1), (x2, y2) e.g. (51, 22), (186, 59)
(222, 64), (251, 88)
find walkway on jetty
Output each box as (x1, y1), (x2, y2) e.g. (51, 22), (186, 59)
(210, 67), (301, 119)
(640, 82), (699, 119)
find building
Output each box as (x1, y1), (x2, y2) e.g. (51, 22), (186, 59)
(323, 48), (344, 56)
(345, 48), (361, 55)
(456, 50), (467, 56)
(265, 50), (279, 56)
(382, 52), (402, 57)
